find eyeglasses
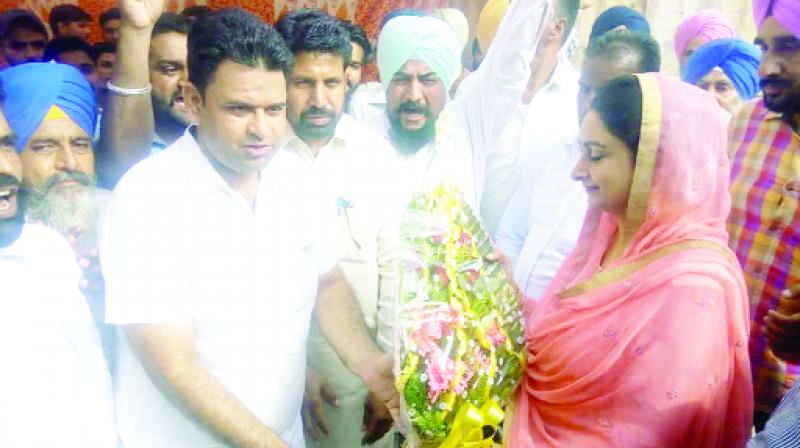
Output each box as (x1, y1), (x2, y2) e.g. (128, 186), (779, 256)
(7, 40), (46, 51)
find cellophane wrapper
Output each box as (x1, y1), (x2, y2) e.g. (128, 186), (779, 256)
(394, 183), (526, 448)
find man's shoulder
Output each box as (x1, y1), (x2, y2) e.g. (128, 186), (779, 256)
(338, 114), (394, 155)
(7, 223), (77, 269)
(113, 132), (196, 197)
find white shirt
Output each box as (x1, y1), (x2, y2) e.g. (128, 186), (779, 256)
(99, 130), (337, 448)
(347, 81), (386, 125)
(0, 223), (118, 447)
(495, 138), (588, 300)
(282, 114), (403, 331)
(479, 55), (580, 235)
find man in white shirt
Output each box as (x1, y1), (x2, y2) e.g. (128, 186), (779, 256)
(496, 30), (662, 299)
(472, 0), (581, 235)
(0, 61), (115, 362)
(274, 10), (400, 447)
(0, 85), (118, 447)
(99, 9), (397, 448)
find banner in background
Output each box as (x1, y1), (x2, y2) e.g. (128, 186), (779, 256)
(1, 0), (447, 41)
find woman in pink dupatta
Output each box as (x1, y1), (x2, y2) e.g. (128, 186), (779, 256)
(509, 73), (752, 447)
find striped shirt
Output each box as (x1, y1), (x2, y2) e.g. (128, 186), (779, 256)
(728, 98), (800, 414)
(749, 381), (800, 447)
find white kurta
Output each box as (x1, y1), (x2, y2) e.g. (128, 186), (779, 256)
(479, 55), (580, 236)
(0, 223), (118, 448)
(495, 138), (588, 300)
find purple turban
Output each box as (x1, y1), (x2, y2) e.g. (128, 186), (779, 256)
(753, 0), (800, 37)
(674, 9), (736, 61)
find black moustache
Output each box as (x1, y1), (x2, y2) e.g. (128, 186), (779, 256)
(761, 77), (792, 90)
(400, 105), (426, 114)
(0, 174), (20, 189)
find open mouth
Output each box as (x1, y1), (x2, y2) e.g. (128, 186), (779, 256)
(0, 186), (19, 218)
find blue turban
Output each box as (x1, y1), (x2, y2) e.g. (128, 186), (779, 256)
(589, 6), (651, 41)
(0, 62), (96, 153)
(682, 38), (761, 101)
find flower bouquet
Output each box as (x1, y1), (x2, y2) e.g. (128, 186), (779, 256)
(395, 183), (526, 448)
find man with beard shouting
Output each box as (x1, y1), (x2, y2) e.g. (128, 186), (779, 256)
(99, 0), (192, 185)
(0, 62), (114, 362)
(727, 0), (800, 432)
(275, 9), (401, 447)
(0, 76), (118, 447)
(365, 0), (551, 210)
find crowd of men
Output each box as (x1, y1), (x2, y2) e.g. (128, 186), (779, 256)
(0, 0), (799, 446)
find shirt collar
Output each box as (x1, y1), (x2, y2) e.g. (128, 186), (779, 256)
(282, 114), (355, 163)
(178, 127), (235, 196)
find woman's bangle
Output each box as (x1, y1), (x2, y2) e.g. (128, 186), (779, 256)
(106, 81), (153, 96)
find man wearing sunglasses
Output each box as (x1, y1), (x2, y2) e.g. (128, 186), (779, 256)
(0, 10), (48, 67)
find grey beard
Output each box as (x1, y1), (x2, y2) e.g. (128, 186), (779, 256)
(25, 182), (97, 235)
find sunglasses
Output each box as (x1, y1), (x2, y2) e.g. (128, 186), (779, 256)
(7, 40), (46, 51)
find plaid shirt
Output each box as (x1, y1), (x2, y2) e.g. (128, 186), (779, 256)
(729, 98), (800, 414)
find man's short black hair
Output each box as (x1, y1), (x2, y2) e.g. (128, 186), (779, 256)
(188, 8), (293, 95)
(180, 5), (212, 22)
(152, 12), (192, 38)
(555, 0), (580, 43)
(91, 41), (116, 63)
(275, 9), (351, 66)
(341, 20), (372, 64)
(0, 9), (48, 40)
(99, 8), (121, 27)
(585, 29), (661, 73)
(44, 36), (93, 62)
(49, 4), (91, 35)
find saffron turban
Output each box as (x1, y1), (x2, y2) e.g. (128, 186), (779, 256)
(753, 0), (800, 37)
(432, 8), (470, 51)
(589, 6), (651, 42)
(0, 63), (96, 153)
(476, 0), (509, 53)
(682, 38), (762, 100)
(377, 15), (462, 91)
(674, 9), (736, 60)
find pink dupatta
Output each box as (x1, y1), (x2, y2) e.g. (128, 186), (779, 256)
(510, 74), (753, 447)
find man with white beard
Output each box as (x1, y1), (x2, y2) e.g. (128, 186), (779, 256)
(0, 74), (118, 447)
(0, 62), (112, 358)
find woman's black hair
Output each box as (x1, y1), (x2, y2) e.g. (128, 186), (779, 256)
(590, 75), (643, 156)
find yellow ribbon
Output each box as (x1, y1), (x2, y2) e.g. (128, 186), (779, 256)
(439, 401), (504, 448)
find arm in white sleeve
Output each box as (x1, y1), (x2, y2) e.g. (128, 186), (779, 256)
(452, 0), (553, 156)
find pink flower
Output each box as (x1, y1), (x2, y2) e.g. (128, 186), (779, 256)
(468, 269), (479, 285)
(486, 321), (506, 347)
(453, 364), (475, 395)
(426, 358), (456, 403)
(435, 265), (449, 287)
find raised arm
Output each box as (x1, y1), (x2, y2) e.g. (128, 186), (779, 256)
(126, 324), (289, 448)
(453, 0), (552, 155)
(97, 0), (162, 184)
